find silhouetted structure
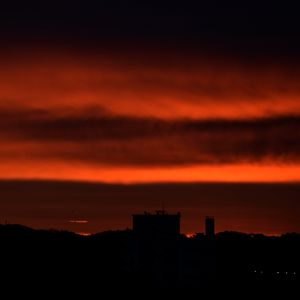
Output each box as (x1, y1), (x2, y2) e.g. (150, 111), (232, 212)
(132, 210), (180, 238)
(131, 211), (181, 287)
(205, 216), (215, 237)
(0, 214), (299, 288)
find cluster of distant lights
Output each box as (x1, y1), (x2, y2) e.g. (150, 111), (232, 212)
(253, 270), (297, 276)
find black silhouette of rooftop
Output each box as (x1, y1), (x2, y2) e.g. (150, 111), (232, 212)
(132, 210), (181, 237)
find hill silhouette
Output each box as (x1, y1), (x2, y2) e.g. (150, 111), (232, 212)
(0, 224), (299, 288)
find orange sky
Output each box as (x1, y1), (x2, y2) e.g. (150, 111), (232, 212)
(0, 49), (300, 183)
(0, 3), (299, 237)
(1, 50), (300, 120)
(0, 48), (299, 234)
(1, 161), (300, 183)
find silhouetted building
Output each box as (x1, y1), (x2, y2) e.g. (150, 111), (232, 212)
(205, 216), (215, 237)
(132, 210), (180, 238)
(131, 211), (181, 287)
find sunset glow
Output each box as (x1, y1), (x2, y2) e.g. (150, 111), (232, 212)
(1, 3), (300, 287)
(1, 162), (300, 183)
(0, 25), (299, 234)
(0, 50), (300, 184)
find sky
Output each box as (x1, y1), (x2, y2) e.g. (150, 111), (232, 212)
(0, 1), (300, 234)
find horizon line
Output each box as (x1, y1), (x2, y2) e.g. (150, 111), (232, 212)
(1, 177), (300, 186)
(1, 222), (299, 237)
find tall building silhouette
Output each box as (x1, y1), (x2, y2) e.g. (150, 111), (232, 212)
(131, 210), (181, 287)
(132, 210), (181, 237)
(205, 216), (215, 237)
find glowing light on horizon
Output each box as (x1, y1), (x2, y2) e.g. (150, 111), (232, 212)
(185, 233), (196, 238)
(76, 232), (91, 236)
(68, 220), (88, 224)
(1, 162), (300, 183)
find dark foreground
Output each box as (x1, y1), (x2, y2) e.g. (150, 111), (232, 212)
(0, 225), (299, 288)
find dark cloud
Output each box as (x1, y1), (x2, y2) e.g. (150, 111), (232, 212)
(1, 107), (300, 166)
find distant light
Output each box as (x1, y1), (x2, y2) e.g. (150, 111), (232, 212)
(76, 232), (91, 236)
(285, 272), (288, 275)
(294, 272), (296, 275)
(69, 220), (88, 224)
(254, 270), (257, 273)
(260, 271), (263, 274)
(185, 233), (196, 238)
(277, 272), (280, 274)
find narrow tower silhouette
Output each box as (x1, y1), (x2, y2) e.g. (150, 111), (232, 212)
(205, 216), (215, 237)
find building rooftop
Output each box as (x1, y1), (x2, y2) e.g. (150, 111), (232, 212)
(132, 211), (181, 237)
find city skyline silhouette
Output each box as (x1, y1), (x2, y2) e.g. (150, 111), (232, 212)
(0, 210), (298, 286)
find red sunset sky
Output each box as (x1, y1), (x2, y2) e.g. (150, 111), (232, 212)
(1, 1), (300, 234)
